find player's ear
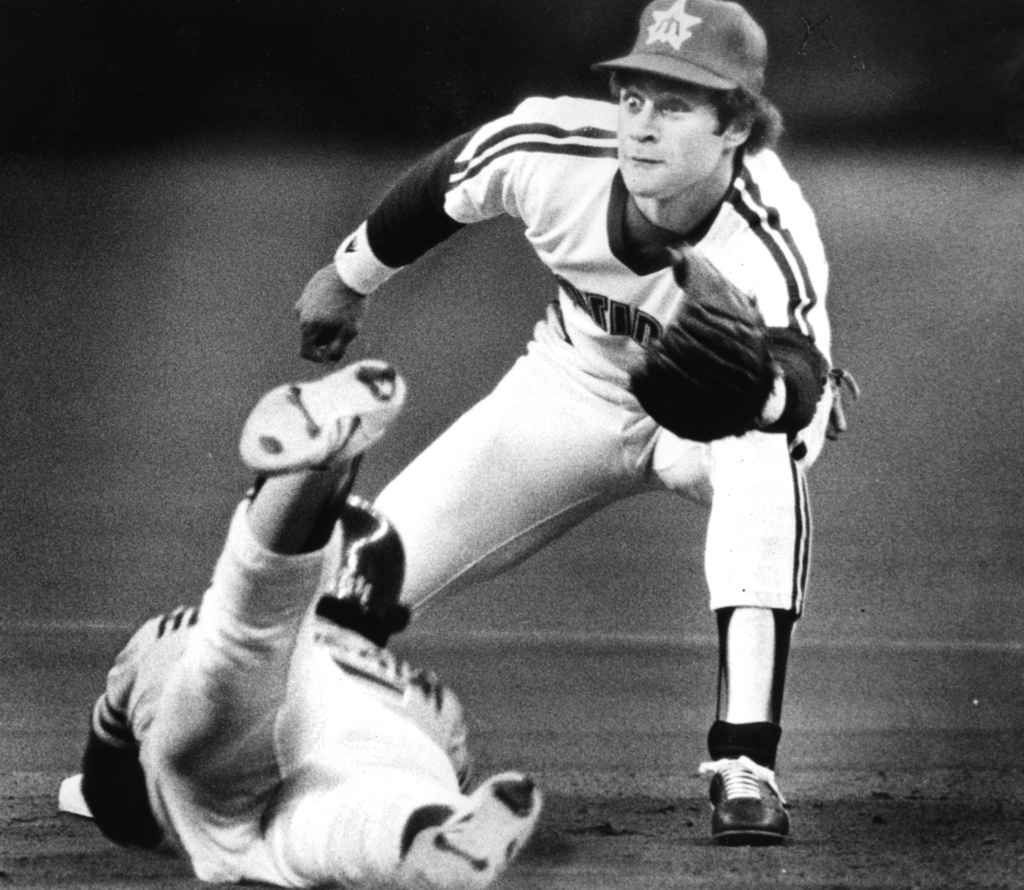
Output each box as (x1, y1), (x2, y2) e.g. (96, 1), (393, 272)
(722, 118), (752, 150)
(715, 90), (754, 150)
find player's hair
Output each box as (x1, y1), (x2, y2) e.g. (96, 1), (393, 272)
(712, 87), (784, 154)
(608, 72), (784, 154)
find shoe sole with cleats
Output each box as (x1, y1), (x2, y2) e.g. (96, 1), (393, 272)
(239, 359), (406, 475)
(401, 772), (542, 890)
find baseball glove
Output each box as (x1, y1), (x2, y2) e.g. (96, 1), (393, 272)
(629, 245), (777, 442)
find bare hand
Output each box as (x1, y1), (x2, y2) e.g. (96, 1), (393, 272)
(294, 265), (367, 363)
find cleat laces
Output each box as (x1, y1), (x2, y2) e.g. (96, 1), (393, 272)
(699, 756), (787, 805)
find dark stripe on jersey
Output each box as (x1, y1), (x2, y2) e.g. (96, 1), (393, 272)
(449, 122), (616, 178)
(366, 121), (614, 268)
(97, 701), (135, 746)
(741, 174), (819, 322)
(730, 172), (817, 338)
(101, 698), (128, 725)
(729, 188), (805, 331)
(450, 140), (618, 191)
(331, 656), (405, 696)
(156, 605), (198, 638)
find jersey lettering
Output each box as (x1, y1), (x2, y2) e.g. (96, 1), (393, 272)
(587, 293), (609, 329)
(608, 301), (631, 337)
(633, 314), (661, 347)
(555, 274), (663, 347)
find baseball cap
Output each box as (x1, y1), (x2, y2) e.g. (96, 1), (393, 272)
(594, 0), (767, 95)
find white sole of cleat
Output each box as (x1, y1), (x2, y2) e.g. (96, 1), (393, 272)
(401, 773), (542, 890)
(239, 360), (406, 475)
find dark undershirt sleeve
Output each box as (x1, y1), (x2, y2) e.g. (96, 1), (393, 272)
(80, 724), (163, 849)
(762, 327), (830, 436)
(364, 131), (474, 269)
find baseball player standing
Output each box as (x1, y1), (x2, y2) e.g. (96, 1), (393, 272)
(296, 0), (855, 844)
(61, 360), (542, 889)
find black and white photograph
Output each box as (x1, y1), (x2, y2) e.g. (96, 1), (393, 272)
(3, 1), (1024, 886)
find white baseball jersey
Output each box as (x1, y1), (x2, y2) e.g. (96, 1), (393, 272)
(336, 94), (831, 384)
(338, 93), (833, 618)
(92, 611), (471, 797)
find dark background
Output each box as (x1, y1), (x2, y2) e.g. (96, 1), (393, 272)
(3, 0), (1024, 649)
(3, 0), (1024, 153)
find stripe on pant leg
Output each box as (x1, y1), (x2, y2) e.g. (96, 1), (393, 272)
(789, 460), (812, 614)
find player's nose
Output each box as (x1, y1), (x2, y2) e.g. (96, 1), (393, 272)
(626, 105), (658, 141)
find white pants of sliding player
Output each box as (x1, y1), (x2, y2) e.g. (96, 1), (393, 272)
(144, 502), (467, 887)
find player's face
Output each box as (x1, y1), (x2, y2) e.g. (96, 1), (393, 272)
(617, 78), (742, 221)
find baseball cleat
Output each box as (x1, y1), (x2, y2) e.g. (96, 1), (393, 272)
(398, 772), (542, 890)
(700, 756), (789, 845)
(239, 359), (406, 475)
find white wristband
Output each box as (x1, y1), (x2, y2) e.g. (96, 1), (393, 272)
(334, 221), (400, 295)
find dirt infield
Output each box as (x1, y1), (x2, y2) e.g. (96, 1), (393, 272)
(6, 767), (1024, 889)
(4, 630), (1024, 889)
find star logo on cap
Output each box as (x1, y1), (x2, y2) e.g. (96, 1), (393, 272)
(647, 0), (702, 50)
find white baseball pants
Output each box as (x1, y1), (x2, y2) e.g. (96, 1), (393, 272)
(376, 318), (831, 616)
(145, 502), (465, 887)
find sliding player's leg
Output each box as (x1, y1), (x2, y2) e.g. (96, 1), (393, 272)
(147, 362), (406, 859)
